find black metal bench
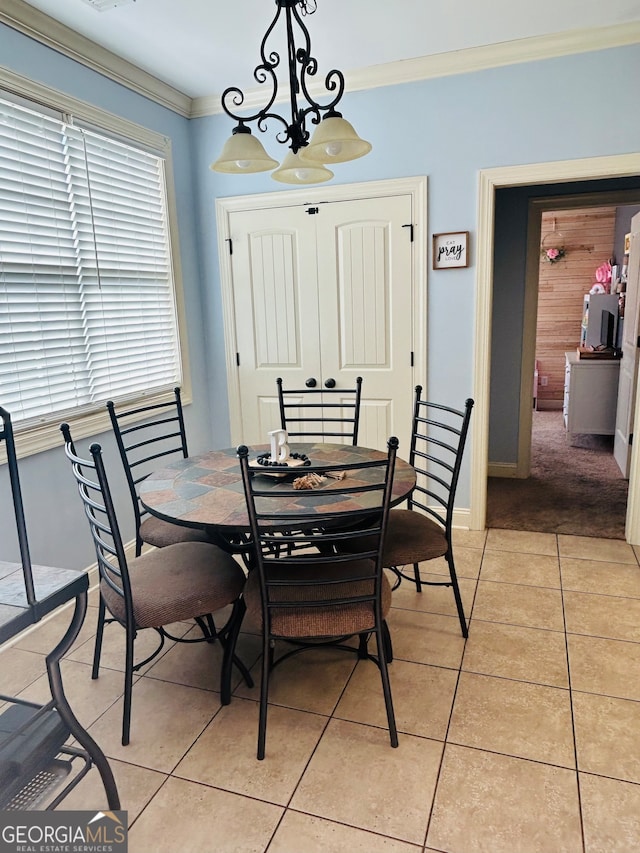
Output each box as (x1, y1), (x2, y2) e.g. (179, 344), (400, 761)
(0, 406), (119, 810)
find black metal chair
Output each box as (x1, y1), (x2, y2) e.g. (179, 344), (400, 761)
(382, 391), (474, 638)
(276, 376), (363, 445)
(0, 406), (119, 810)
(106, 388), (211, 557)
(61, 422), (252, 746)
(238, 437), (399, 760)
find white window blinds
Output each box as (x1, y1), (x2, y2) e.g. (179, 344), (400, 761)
(0, 96), (181, 426)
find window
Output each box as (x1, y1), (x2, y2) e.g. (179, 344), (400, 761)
(0, 92), (184, 455)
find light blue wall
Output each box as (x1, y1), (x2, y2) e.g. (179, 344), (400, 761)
(0, 24), (209, 568)
(1, 23), (640, 569)
(193, 43), (640, 490)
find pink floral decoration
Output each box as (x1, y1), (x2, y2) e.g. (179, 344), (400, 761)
(542, 247), (565, 263)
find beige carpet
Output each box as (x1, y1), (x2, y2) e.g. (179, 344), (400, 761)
(486, 410), (628, 539)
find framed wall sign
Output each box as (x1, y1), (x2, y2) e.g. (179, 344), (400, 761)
(432, 231), (469, 269)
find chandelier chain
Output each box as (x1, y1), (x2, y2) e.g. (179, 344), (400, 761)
(219, 0), (344, 154)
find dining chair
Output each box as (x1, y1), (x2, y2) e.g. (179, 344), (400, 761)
(237, 437), (399, 760)
(61, 423), (252, 746)
(106, 388), (212, 557)
(276, 376), (363, 445)
(382, 390), (474, 638)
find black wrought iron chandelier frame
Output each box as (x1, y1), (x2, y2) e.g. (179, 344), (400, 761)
(220, 0), (345, 154)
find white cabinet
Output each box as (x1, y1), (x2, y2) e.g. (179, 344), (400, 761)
(564, 352), (620, 438)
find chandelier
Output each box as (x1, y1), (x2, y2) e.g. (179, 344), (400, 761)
(210, 0), (371, 185)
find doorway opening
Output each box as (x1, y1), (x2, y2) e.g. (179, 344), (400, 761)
(471, 156), (640, 543)
(487, 195), (640, 538)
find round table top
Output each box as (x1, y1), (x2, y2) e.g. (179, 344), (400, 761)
(139, 442), (416, 532)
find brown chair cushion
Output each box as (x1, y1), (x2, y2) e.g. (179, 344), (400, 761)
(340, 509), (448, 567)
(101, 541), (246, 629)
(139, 515), (212, 549)
(382, 509), (448, 566)
(244, 559), (391, 639)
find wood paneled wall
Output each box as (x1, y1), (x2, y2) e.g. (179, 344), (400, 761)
(536, 207), (616, 405)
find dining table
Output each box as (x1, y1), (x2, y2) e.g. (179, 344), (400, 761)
(138, 441), (416, 554)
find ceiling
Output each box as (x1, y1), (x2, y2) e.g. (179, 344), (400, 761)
(16, 0), (640, 101)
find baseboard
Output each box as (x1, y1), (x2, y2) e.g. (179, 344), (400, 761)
(536, 400), (563, 410)
(452, 507), (473, 529)
(487, 461), (519, 478)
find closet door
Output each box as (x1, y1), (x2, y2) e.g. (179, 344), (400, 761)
(228, 194), (415, 453)
(229, 205), (320, 443)
(316, 195), (414, 452)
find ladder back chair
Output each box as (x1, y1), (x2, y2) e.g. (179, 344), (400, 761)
(61, 423), (252, 746)
(276, 376), (363, 445)
(106, 388), (211, 557)
(0, 406), (118, 809)
(238, 437), (399, 760)
(384, 390), (474, 637)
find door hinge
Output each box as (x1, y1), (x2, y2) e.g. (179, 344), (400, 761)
(235, 352), (240, 367)
(402, 223), (414, 242)
(630, 433), (634, 446)
(410, 351), (414, 367)
(226, 238), (233, 255)
(637, 336), (640, 348)
(306, 206), (319, 215)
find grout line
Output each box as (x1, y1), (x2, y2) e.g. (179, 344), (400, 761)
(262, 656), (360, 852)
(558, 552), (587, 853)
(421, 536), (482, 848)
(265, 810), (425, 852)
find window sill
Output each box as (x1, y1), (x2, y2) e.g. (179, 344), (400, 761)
(0, 388), (192, 464)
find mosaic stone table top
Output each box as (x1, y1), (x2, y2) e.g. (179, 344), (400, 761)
(0, 561), (88, 645)
(139, 443), (416, 533)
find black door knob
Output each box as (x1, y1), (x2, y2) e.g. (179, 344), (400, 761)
(324, 378), (336, 388)
(305, 377), (317, 388)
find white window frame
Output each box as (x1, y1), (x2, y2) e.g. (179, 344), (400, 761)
(0, 67), (191, 462)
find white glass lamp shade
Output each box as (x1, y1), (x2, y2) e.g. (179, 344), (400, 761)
(210, 128), (278, 174)
(301, 115), (372, 164)
(271, 150), (334, 185)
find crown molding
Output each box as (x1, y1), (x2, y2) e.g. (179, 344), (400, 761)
(191, 21), (640, 118)
(344, 21), (640, 94)
(0, 0), (192, 117)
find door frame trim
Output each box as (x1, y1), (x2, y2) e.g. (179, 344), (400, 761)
(473, 153), (640, 543)
(216, 176), (428, 443)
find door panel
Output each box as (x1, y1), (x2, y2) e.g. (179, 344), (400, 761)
(230, 194), (414, 454)
(614, 214), (640, 476)
(256, 395), (282, 442)
(317, 196), (414, 453)
(230, 207), (320, 444)
(250, 232), (300, 367)
(359, 399), (394, 451)
(336, 222), (390, 367)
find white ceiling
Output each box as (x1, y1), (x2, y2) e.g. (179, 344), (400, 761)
(17, 0), (640, 100)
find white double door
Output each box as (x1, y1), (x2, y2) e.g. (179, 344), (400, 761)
(226, 193), (416, 454)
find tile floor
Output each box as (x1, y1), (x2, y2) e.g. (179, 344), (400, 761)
(3, 528), (640, 852)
